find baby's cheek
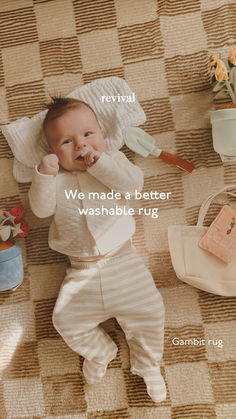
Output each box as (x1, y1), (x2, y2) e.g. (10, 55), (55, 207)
(85, 143), (94, 151)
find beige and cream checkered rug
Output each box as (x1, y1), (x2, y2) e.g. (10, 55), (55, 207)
(1, 0), (236, 418)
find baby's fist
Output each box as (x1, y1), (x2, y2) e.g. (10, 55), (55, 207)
(39, 154), (59, 176)
(81, 149), (101, 167)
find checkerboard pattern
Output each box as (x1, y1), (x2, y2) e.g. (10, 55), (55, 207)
(0, 0), (236, 418)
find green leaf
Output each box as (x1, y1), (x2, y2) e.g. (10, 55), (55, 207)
(0, 213), (6, 221)
(223, 58), (231, 71)
(214, 88), (231, 99)
(231, 67), (236, 101)
(12, 224), (22, 237)
(8, 214), (16, 223)
(213, 81), (226, 93)
(0, 225), (11, 241)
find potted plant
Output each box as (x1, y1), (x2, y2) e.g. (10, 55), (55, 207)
(209, 46), (236, 157)
(0, 206), (29, 291)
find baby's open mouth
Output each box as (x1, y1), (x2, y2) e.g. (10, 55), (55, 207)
(76, 156), (84, 160)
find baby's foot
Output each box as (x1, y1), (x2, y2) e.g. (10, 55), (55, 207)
(83, 359), (108, 384)
(83, 348), (117, 384)
(143, 369), (167, 403)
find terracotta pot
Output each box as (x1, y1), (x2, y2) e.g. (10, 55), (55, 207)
(0, 241), (23, 291)
(0, 241), (15, 251)
(216, 104), (236, 110)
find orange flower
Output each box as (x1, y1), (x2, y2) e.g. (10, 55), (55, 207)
(229, 46), (236, 66)
(209, 54), (219, 70)
(215, 59), (228, 81)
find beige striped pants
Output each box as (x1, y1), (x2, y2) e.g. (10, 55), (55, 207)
(52, 247), (165, 391)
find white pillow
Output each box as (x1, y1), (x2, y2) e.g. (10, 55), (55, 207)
(1, 77), (146, 182)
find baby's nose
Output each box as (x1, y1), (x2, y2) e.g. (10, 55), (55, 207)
(74, 138), (87, 149)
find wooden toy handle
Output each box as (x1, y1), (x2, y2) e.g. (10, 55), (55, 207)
(159, 151), (195, 173)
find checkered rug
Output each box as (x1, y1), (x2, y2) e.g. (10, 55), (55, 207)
(0, 1), (236, 418)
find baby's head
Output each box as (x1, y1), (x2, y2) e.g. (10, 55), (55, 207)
(43, 97), (106, 172)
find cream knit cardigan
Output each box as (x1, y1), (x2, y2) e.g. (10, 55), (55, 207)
(29, 151), (144, 258)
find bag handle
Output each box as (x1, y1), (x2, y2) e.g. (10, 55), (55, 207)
(197, 184), (236, 226)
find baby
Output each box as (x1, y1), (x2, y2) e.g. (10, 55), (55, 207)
(28, 97), (166, 403)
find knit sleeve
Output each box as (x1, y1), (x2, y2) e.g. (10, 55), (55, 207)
(87, 151), (144, 195)
(28, 166), (57, 218)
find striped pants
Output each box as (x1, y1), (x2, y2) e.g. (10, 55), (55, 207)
(53, 247), (166, 402)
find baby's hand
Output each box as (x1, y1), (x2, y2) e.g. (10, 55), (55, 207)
(81, 148), (101, 168)
(38, 154), (59, 176)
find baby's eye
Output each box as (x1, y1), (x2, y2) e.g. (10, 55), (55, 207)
(84, 132), (92, 137)
(62, 139), (72, 144)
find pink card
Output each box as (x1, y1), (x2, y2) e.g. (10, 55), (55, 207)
(199, 205), (236, 263)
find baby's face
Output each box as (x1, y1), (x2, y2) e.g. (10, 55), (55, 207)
(45, 105), (106, 172)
